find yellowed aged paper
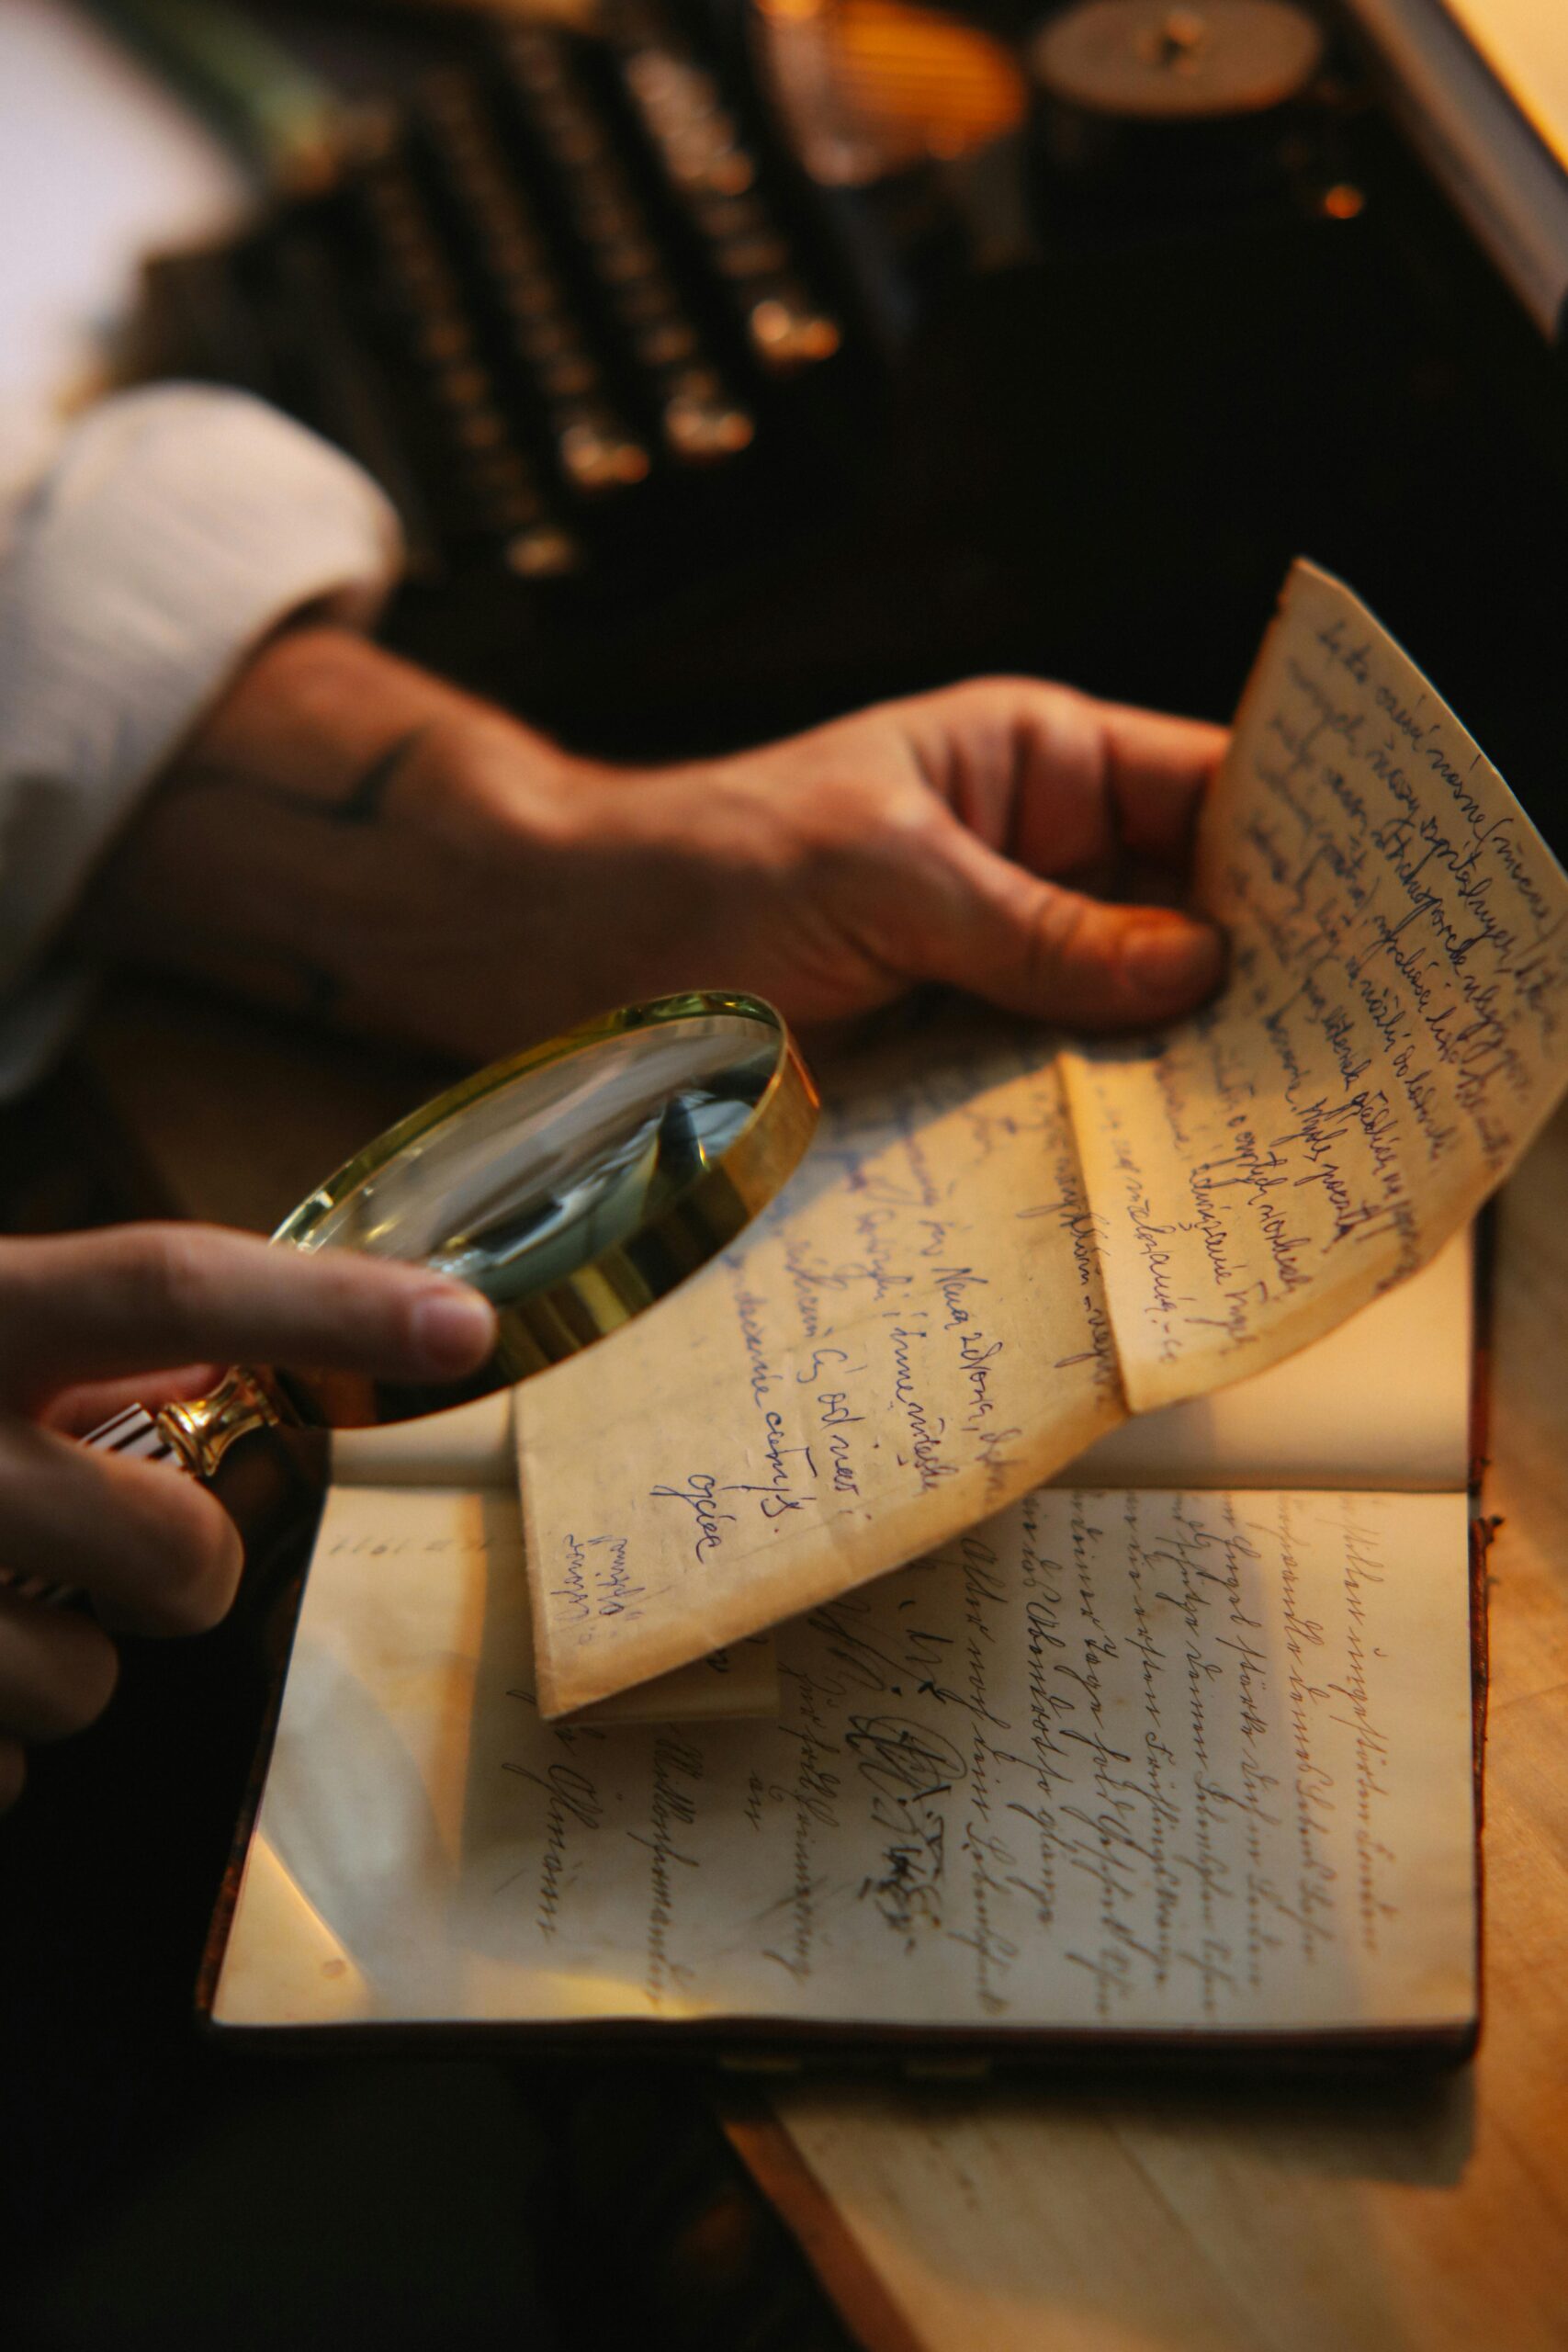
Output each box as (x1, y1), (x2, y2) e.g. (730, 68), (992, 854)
(214, 1480), (1476, 2039)
(325, 1398), (776, 1720)
(517, 1029), (1126, 1714)
(1064, 560), (1568, 1410)
(1067, 1227), (1472, 1492)
(579, 1632), (777, 1724)
(329, 1389), (515, 1487)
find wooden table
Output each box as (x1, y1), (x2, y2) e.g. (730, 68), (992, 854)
(79, 980), (1568, 2352)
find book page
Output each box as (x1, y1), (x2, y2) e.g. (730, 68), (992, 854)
(515, 1027), (1126, 1715)
(1069, 1227), (1472, 1492)
(578, 1631), (778, 1725)
(213, 1480), (1476, 2041)
(330, 1389), (516, 1488)
(1064, 561), (1568, 1411)
(327, 1392), (775, 1720)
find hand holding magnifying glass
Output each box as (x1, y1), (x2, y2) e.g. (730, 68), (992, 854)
(0, 1232), (497, 1810)
(0, 994), (814, 1807)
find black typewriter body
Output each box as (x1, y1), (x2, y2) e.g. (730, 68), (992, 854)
(130, 0), (1568, 842)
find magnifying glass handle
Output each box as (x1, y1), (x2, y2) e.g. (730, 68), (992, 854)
(0, 1372), (288, 1610)
(88, 1369), (286, 1482)
(0, 1404), (189, 1611)
(81, 1400), (187, 1475)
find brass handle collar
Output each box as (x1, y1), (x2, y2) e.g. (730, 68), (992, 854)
(153, 1367), (285, 1480)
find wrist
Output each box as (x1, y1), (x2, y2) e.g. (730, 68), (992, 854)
(74, 629), (584, 1056)
(158, 623), (488, 803)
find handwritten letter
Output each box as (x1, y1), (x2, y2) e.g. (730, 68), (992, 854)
(517, 1026), (1126, 1714)
(1065, 560), (1568, 1408)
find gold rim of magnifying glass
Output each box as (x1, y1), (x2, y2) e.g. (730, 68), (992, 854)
(152, 992), (818, 1474)
(275, 988), (818, 1401)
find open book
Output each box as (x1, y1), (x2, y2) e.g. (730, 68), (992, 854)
(207, 1235), (1482, 2055)
(204, 559), (1560, 2056)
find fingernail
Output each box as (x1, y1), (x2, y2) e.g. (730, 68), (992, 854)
(1121, 918), (1223, 1003)
(410, 1285), (497, 1374)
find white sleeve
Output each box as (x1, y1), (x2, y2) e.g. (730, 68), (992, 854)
(0, 382), (404, 1094)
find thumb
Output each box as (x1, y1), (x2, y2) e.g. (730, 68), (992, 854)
(906, 824), (1224, 1030)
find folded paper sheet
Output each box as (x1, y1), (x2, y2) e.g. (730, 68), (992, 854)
(331, 1391), (780, 1724)
(517, 564), (1568, 1713)
(1064, 560), (1568, 1408)
(520, 1040), (1127, 1713)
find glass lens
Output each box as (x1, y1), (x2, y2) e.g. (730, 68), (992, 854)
(273, 1000), (808, 1421)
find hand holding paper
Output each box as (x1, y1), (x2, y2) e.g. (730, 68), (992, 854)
(1066, 561), (1568, 1407)
(518, 563), (1568, 1712)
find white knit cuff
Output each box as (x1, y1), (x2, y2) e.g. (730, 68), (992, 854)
(0, 384), (404, 1079)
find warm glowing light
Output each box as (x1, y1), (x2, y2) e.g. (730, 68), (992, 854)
(760, 0), (1026, 177)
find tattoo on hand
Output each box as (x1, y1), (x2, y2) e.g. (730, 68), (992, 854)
(167, 728), (426, 830)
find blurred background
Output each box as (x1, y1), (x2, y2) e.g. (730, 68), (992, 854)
(4, 0), (1565, 829)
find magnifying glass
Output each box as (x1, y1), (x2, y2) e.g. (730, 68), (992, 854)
(86, 990), (818, 1484)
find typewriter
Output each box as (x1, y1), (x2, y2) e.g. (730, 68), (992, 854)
(123, 0), (1568, 836)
